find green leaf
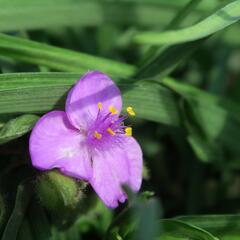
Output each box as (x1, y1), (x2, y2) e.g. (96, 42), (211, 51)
(162, 78), (240, 163)
(107, 196), (161, 240)
(136, 0), (205, 79)
(159, 219), (218, 240)
(0, 114), (39, 145)
(165, 0), (202, 30)
(0, 33), (135, 77)
(16, 205), (51, 240)
(177, 215), (240, 240)
(51, 225), (81, 240)
(180, 100), (217, 162)
(107, 193), (217, 240)
(149, 0), (220, 13)
(17, 219), (33, 240)
(138, 0), (202, 65)
(2, 183), (33, 240)
(0, 0), (209, 32)
(0, 73), (180, 127)
(133, 198), (161, 240)
(133, 0), (240, 45)
(27, 202), (52, 240)
(135, 39), (205, 78)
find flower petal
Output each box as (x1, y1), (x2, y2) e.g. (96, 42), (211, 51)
(90, 137), (142, 208)
(66, 71), (122, 130)
(90, 150), (127, 208)
(29, 111), (92, 180)
(124, 137), (143, 191)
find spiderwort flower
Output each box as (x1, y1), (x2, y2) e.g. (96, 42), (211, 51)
(29, 71), (143, 208)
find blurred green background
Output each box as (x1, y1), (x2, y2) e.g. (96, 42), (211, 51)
(0, 0), (240, 239)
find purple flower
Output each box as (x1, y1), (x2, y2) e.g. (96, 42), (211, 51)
(29, 71), (143, 208)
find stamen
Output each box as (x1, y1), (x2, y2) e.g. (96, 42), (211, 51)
(125, 127), (132, 136)
(107, 128), (115, 136)
(97, 102), (103, 110)
(109, 105), (118, 115)
(94, 131), (102, 139)
(126, 106), (136, 116)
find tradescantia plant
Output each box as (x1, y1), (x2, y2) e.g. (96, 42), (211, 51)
(0, 0), (240, 239)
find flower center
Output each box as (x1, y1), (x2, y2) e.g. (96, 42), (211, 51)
(85, 102), (135, 149)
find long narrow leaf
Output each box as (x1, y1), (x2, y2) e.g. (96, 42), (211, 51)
(162, 77), (240, 163)
(135, 39), (204, 78)
(2, 183), (33, 240)
(159, 219), (218, 240)
(0, 34), (135, 77)
(0, 0), (208, 32)
(0, 114), (39, 145)
(133, 0), (240, 45)
(177, 215), (240, 240)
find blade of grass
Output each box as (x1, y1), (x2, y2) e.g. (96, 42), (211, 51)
(0, 0), (211, 32)
(135, 39), (205, 78)
(2, 183), (33, 240)
(177, 215), (240, 240)
(136, 0), (203, 78)
(0, 114), (39, 145)
(162, 77), (240, 163)
(0, 33), (135, 77)
(166, 0), (203, 29)
(133, 0), (240, 45)
(159, 219), (218, 240)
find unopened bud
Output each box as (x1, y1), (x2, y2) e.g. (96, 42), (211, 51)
(36, 170), (87, 228)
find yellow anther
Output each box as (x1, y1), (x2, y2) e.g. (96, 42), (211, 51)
(97, 102), (103, 110)
(107, 128), (115, 136)
(94, 131), (102, 139)
(109, 105), (118, 115)
(126, 106), (136, 116)
(125, 127), (132, 136)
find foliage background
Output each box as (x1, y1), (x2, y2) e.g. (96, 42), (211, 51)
(0, 0), (240, 239)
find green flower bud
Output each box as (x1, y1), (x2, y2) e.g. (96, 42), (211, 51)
(36, 170), (87, 228)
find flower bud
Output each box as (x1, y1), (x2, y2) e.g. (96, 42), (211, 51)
(36, 170), (87, 228)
